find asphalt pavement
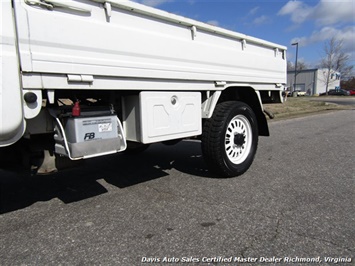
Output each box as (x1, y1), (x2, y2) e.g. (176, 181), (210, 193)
(0, 110), (354, 265)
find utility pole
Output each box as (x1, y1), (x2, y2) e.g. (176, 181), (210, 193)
(292, 42), (298, 97)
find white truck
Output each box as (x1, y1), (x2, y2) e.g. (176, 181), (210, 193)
(1, 0), (286, 177)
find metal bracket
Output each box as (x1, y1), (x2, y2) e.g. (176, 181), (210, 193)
(215, 81), (227, 87)
(104, 2), (112, 18)
(242, 39), (247, 50)
(45, 0), (92, 13)
(191, 26), (197, 40)
(202, 91), (222, 118)
(25, 0), (92, 13)
(24, 0), (53, 10)
(47, 90), (55, 104)
(67, 74), (94, 83)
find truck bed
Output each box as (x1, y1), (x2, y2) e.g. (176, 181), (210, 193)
(14, 0), (286, 91)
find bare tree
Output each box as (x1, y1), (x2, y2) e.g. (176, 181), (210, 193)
(320, 37), (353, 94)
(287, 60), (294, 71)
(335, 52), (353, 80)
(287, 60), (308, 71)
(341, 77), (355, 90)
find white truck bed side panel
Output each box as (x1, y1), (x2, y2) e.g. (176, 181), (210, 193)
(14, 0), (286, 88)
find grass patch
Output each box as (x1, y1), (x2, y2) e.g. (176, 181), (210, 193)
(264, 97), (353, 120)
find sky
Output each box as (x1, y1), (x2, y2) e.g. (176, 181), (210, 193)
(131, 0), (355, 72)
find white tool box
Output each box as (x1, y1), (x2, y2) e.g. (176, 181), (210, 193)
(124, 92), (201, 144)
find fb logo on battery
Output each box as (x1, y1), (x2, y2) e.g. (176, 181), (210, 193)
(84, 132), (95, 140)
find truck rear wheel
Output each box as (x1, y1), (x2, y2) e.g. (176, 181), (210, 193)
(202, 101), (258, 177)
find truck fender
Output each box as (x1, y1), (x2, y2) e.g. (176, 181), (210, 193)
(202, 86), (269, 136)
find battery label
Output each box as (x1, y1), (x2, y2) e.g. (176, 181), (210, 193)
(83, 119), (111, 126)
(98, 123), (113, 132)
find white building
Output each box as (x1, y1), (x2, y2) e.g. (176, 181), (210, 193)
(287, 68), (341, 95)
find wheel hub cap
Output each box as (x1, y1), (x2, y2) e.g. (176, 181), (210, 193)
(234, 133), (245, 147)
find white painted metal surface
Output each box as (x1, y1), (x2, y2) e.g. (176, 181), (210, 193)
(22, 90), (42, 119)
(140, 92), (201, 143)
(0, 0), (26, 146)
(13, 0), (286, 90)
(123, 92), (201, 144)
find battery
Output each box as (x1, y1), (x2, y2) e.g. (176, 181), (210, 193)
(65, 115), (119, 143)
(60, 115), (126, 158)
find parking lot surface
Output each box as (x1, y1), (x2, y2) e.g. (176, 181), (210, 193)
(0, 110), (354, 265)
